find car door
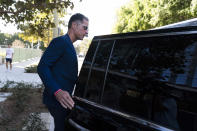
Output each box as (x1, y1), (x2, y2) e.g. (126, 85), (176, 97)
(99, 38), (174, 131)
(68, 39), (115, 131)
(149, 33), (197, 131)
(68, 36), (174, 131)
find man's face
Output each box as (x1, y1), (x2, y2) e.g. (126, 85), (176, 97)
(74, 19), (89, 40)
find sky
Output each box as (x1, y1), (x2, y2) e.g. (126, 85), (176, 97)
(0, 0), (130, 38)
(69, 0), (130, 38)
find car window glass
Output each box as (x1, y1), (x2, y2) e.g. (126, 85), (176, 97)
(84, 40), (114, 103)
(74, 41), (99, 97)
(102, 39), (153, 120)
(102, 34), (197, 130)
(83, 41), (99, 67)
(107, 35), (197, 88)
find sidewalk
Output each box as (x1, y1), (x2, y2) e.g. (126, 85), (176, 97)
(0, 57), (42, 85)
(0, 57), (54, 131)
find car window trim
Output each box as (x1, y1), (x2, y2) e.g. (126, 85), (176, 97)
(93, 30), (197, 41)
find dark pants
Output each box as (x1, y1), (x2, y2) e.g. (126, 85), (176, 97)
(6, 58), (12, 63)
(48, 106), (70, 131)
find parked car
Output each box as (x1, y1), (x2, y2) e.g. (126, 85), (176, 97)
(65, 20), (197, 131)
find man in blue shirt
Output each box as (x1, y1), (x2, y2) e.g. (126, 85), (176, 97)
(37, 13), (89, 131)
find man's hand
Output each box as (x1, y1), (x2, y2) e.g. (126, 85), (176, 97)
(55, 90), (75, 110)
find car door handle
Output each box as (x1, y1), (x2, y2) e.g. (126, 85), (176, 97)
(68, 118), (91, 131)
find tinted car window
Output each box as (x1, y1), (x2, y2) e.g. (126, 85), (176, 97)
(101, 39), (153, 120)
(102, 34), (197, 130)
(83, 41), (99, 67)
(106, 35), (197, 88)
(83, 40), (114, 103)
(74, 41), (99, 97)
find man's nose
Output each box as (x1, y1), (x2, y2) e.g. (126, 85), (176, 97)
(85, 31), (88, 37)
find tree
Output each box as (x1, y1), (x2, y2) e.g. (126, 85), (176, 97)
(0, 33), (7, 45)
(113, 0), (197, 33)
(74, 38), (91, 55)
(19, 24), (65, 49)
(0, 33), (29, 45)
(0, 0), (76, 37)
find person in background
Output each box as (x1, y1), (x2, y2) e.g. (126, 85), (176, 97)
(5, 44), (14, 71)
(37, 13), (89, 131)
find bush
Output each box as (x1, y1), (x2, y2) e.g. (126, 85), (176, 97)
(25, 65), (37, 73)
(0, 80), (15, 92)
(23, 112), (46, 131)
(0, 82), (46, 130)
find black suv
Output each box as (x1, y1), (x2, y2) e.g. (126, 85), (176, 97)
(66, 21), (197, 131)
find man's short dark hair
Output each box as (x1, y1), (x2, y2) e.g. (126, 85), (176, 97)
(68, 13), (88, 29)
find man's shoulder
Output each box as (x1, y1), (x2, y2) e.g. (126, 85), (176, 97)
(52, 35), (67, 44)
(48, 35), (67, 49)
(53, 35), (66, 41)
(52, 35), (71, 46)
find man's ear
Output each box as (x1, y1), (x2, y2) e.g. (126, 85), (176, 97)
(72, 22), (78, 29)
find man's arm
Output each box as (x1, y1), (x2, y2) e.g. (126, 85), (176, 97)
(37, 38), (64, 96)
(37, 38), (74, 109)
